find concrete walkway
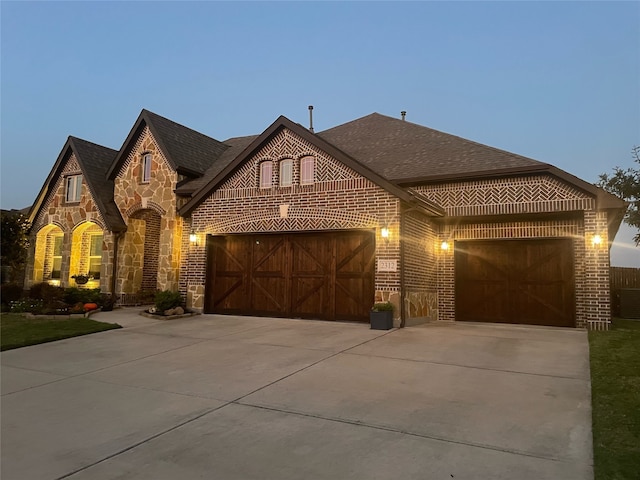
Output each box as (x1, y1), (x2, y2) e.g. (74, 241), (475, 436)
(1, 309), (593, 479)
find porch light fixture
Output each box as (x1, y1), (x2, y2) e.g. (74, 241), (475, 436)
(592, 234), (603, 246)
(441, 241), (450, 251)
(380, 227), (390, 239)
(189, 230), (198, 245)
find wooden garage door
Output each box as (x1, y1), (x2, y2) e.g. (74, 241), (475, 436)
(455, 239), (575, 327)
(205, 231), (375, 322)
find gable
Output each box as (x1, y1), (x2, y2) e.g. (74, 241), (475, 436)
(107, 109), (228, 180)
(113, 126), (178, 219)
(28, 137), (124, 232)
(31, 152), (108, 231)
(180, 116), (444, 217)
(218, 128), (362, 192)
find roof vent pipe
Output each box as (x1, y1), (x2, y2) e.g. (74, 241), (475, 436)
(401, 111), (406, 121)
(308, 105), (314, 133)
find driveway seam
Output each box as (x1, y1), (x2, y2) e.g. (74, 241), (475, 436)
(54, 402), (233, 480)
(340, 351), (590, 381)
(234, 401), (574, 464)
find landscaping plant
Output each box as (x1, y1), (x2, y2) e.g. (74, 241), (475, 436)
(154, 290), (183, 313)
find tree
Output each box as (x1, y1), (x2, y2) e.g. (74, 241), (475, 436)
(0, 211), (31, 283)
(598, 146), (640, 245)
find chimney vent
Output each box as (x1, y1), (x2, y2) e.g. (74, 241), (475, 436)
(401, 111), (406, 121)
(308, 105), (314, 132)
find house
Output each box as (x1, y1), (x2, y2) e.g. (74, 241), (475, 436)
(25, 109), (627, 329)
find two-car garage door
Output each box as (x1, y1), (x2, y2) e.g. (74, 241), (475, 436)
(205, 233), (575, 327)
(205, 230), (375, 322)
(455, 239), (575, 327)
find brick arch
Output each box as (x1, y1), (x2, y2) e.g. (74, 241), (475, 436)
(294, 152), (316, 161)
(203, 207), (378, 234)
(34, 221), (67, 235)
(124, 201), (166, 218)
(72, 217), (106, 231)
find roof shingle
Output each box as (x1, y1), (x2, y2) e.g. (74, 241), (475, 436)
(318, 113), (548, 183)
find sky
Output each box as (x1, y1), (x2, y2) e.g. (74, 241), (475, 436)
(1, 1), (638, 266)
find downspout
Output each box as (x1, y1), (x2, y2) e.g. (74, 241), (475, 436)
(399, 203), (406, 328)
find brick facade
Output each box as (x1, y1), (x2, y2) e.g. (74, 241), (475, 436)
(187, 128), (407, 324)
(26, 111), (619, 330)
(417, 177), (611, 329)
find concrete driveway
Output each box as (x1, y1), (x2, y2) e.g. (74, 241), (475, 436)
(1, 310), (593, 480)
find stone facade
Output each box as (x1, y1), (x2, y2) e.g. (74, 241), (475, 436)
(26, 154), (108, 290)
(112, 127), (182, 295)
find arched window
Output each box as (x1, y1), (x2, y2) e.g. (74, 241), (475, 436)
(280, 159), (293, 187)
(300, 156), (315, 185)
(260, 161), (273, 188)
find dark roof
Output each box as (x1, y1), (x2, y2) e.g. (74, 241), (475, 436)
(318, 113), (626, 210)
(28, 137), (126, 232)
(179, 116), (445, 217)
(318, 113), (548, 183)
(107, 109), (228, 179)
(70, 137), (126, 231)
(176, 135), (260, 195)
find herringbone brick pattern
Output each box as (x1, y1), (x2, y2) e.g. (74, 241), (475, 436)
(416, 176), (593, 216)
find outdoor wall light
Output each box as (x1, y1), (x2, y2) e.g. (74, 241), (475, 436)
(592, 234), (603, 246)
(441, 241), (450, 251)
(380, 227), (390, 239)
(189, 230), (198, 245)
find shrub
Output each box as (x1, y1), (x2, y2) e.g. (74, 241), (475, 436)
(29, 282), (64, 308)
(154, 290), (183, 312)
(64, 287), (102, 305)
(1, 283), (24, 306)
(372, 301), (394, 312)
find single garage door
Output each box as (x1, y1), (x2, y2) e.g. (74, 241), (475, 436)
(205, 230), (375, 322)
(455, 238), (575, 327)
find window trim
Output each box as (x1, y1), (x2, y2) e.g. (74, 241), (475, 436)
(51, 235), (63, 279)
(300, 156), (315, 185)
(65, 174), (82, 203)
(142, 153), (152, 183)
(259, 161), (273, 188)
(279, 159), (293, 187)
(88, 234), (103, 279)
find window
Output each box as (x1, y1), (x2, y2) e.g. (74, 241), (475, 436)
(65, 175), (82, 202)
(279, 159), (293, 187)
(88, 234), (103, 279)
(260, 161), (273, 188)
(142, 154), (152, 183)
(51, 236), (63, 279)
(300, 156), (315, 185)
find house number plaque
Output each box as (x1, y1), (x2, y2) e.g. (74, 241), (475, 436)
(378, 259), (397, 272)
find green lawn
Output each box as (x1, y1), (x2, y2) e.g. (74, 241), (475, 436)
(589, 318), (640, 480)
(0, 313), (121, 351)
